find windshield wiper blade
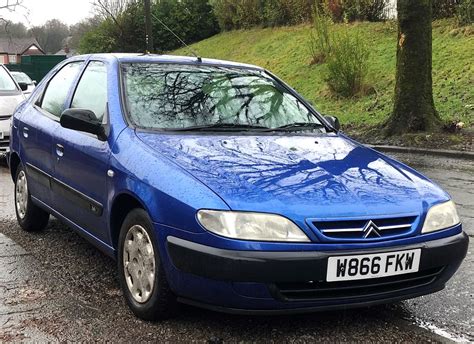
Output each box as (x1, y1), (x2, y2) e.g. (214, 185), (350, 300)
(265, 122), (326, 132)
(166, 123), (269, 132)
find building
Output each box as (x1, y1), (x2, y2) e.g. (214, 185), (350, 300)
(55, 46), (77, 58)
(0, 38), (45, 64)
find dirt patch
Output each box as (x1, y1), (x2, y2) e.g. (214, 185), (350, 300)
(344, 124), (473, 152)
(5, 286), (48, 306)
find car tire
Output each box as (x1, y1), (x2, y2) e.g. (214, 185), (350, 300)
(117, 208), (178, 321)
(14, 163), (50, 232)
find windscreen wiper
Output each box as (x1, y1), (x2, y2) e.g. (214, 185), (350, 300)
(265, 122), (327, 132)
(166, 123), (269, 132)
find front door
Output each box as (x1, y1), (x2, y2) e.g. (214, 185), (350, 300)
(52, 61), (110, 242)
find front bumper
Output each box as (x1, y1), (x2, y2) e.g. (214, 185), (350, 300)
(166, 231), (469, 314)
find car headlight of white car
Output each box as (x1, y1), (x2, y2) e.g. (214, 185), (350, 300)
(422, 200), (460, 234)
(197, 210), (310, 242)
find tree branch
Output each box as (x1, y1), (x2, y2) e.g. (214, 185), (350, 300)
(0, 0), (22, 11)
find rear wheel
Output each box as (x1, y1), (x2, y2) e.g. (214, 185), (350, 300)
(14, 163), (49, 232)
(117, 208), (178, 320)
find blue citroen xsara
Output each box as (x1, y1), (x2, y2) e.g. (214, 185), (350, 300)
(8, 54), (468, 320)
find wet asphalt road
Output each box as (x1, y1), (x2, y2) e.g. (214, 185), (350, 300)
(0, 152), (472, 342)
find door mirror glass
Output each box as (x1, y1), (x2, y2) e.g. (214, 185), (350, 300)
(18, 82), (28, 91)
(324, 115), (341, 131)
(60, 108), (107, 140)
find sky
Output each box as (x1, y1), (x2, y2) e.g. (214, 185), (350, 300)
(0, 0), (94, 27)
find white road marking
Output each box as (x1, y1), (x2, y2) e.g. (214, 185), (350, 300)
(414, 319), (470, 343)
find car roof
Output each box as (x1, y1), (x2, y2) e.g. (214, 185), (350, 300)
(74, 53), (264, 71)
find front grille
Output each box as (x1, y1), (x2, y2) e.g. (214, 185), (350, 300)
(272, 267), (444, 302)
(308, 216), (418, 242)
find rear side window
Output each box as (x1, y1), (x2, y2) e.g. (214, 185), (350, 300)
(71, 61), (107, 121)
(41, 62), (83, 117)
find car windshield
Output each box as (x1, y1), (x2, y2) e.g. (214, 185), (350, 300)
(12, 72), (32, 84)
(122, 63), (325, 132)
(0, 67), (18, 91)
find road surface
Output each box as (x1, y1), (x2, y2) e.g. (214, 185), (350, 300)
(0, 152), (472, 342)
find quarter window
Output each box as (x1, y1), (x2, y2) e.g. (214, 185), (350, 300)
(71, 61), (107, 121)
(41, 62), (83, 117)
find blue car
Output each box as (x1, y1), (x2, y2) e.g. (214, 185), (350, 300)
(8, 54), (468, 320)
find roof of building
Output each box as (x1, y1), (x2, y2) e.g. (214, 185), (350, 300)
(0, 38), (45, 55)
(55, 48), (77, 57)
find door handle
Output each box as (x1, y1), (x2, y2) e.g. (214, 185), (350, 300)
(22, 127), (29, 138)
(56, 144), (64, 157)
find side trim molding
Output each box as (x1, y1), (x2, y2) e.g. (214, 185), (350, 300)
(26, 163), (51, 189)
(26, 162), (103, 217)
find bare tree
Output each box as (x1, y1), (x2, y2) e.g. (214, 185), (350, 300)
(91, 0), (137, 50)
(0, 0), (25, 22)
(93, 0), (135, 19)
(0, 1), (27, 42)
(69, 16), (102, 49)
(0, 0), (22, 11)
(29, 19), (69, 53)
(0, 21), (27, 38)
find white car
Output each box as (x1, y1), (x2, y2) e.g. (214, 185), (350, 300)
(0, 65), (25, 157)
(11, 71), (36, 96)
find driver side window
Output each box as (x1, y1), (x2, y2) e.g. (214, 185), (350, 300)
(71, 61), (107, 122)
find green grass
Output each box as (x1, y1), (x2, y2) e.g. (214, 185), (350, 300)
(173, 19), (474, 127)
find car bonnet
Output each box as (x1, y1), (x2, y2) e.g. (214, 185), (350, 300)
(0, 93), (24, 117)
(137, 132), (449, 220)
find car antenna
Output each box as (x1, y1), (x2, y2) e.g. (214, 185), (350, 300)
(150, 13), (202, 63)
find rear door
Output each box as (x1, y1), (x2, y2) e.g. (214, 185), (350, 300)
(52, 60), (110, 241)
(19, 61), (84, 206)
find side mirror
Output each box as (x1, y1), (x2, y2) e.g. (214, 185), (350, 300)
(18, 82), (28, 92)
(324, 115), (341, 131)
(60, 108), (107, 141)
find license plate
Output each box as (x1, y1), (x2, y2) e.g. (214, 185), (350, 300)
(327, 249), (421, 282)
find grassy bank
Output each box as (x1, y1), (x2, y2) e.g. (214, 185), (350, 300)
(173, 20), (473, 129)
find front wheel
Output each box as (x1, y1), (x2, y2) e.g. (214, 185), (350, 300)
(117, 208), (178, 321)
(14, 163), (49, 232)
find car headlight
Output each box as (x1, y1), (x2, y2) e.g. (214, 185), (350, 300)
(197, 210), (310, 242)
(422, 201), (460, 234)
